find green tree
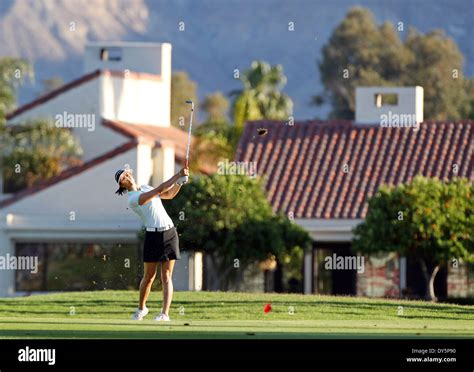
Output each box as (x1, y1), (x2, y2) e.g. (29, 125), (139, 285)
(403, 29), (466, 120)
(3, 120), (83, 193)
(190, 120), (234, 172)
(461, 78), (474, 119)
(353, 176), (474, 301)
(191, 92), (235, 172)
(0, 57), (33, 127)
(170, 71), (198, 129)
(166, 174), (311, 290)
(231, 60), (293, 131)
(316, 7), (471, 120)
(201, 92), (229, 122)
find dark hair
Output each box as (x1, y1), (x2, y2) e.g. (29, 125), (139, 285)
(115, 186), (127, 196)
(114, 169), (127, 196)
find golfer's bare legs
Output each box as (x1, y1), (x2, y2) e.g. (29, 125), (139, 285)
(161, 260), (175, 316)
(139, 262), (158, 310)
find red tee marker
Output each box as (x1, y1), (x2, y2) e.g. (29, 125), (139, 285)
(264, 303), (272, 313)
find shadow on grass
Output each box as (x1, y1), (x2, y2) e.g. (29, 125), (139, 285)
(2, 297), (473, 310)
(0, 319), (397, 329)
(0, 328), (467, 340)
(1, 319), (472, 336)
(3, 307), (469, 320)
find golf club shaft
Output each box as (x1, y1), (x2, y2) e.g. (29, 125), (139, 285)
(185, 103), (194, 166)
(176, 101), (194, 185)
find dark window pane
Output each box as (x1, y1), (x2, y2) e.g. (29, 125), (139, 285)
(99, 47), (122, 61)
(15, 243), (139, 292)
(15, 243), (46, 291)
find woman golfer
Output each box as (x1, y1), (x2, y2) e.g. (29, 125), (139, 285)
(114, 166), (189, 321)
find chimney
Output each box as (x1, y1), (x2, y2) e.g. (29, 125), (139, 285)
(355, 86), (423, 127)
(85, 42), (172, 127)
(152, 141), (175, 185)
(84, 42), (171, 79)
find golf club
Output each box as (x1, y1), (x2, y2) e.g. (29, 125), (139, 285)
(176, 100), (194, 185)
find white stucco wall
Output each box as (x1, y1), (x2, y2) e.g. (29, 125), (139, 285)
(8, 78), (101, 124)
(7, 43), (173, 163)
(152, 145), (176, 185)
(135, 143), (153, 186)
(6, 78), (126, 162)
(0, 229), (15, 296)
(295, 219), (363, 242)
(0, 42), (189, 296)
(355, 86), (424, 125)
(1, 147), (139, 218)
(100, 73), (170, 127)
(85, 42), (172, 127)
(0, 142), (196, 296)
(0, 146), (146, 296)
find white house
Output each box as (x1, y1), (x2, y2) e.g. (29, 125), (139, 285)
(0, 42), (204, 297)
(236, 86), (473, 299)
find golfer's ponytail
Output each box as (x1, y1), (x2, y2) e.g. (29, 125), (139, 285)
(115, 186), (127, 196)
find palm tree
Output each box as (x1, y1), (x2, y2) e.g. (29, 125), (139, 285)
(191, 62), (293, 172)
(230, 60), (293, 130)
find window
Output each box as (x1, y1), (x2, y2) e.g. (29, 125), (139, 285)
(15, 242), (140, 291)
(99, 47), (122, 62)
(374, 93), (398, 107)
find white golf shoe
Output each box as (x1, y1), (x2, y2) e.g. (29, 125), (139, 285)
(131, 307), (149, 320)
(154, 313), (171, 322)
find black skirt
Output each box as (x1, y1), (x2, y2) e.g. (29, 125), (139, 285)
(143, 227), (181, 262)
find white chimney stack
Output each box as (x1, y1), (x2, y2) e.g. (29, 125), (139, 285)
(83, 42), (172, 127)
(355, 86), (424, 126)
(84, 42), (171, 79)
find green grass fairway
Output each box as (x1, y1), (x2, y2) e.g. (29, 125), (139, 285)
(0, 291), (473, 339)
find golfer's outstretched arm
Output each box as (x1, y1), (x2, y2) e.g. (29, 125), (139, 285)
(139, 170), (185, 205)
(160, 183), (182, 199)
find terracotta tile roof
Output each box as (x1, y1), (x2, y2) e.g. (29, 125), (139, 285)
(103, 119), (215, 174)
(0, 141), (138, 209)
(103, 119), (188, 157)
(6, 69), (162, 120)
(235, 120), (474, 219)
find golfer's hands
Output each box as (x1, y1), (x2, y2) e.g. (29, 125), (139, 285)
(178, 166), (189, 178)
(175, 166), (189, 185)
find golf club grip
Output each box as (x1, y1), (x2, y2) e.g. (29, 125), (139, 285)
(176, 176), (188, 185)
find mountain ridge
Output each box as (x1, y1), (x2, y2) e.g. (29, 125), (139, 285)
(1, 0), (472, 120)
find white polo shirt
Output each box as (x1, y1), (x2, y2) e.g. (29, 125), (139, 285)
(128, 185), (174, 229)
